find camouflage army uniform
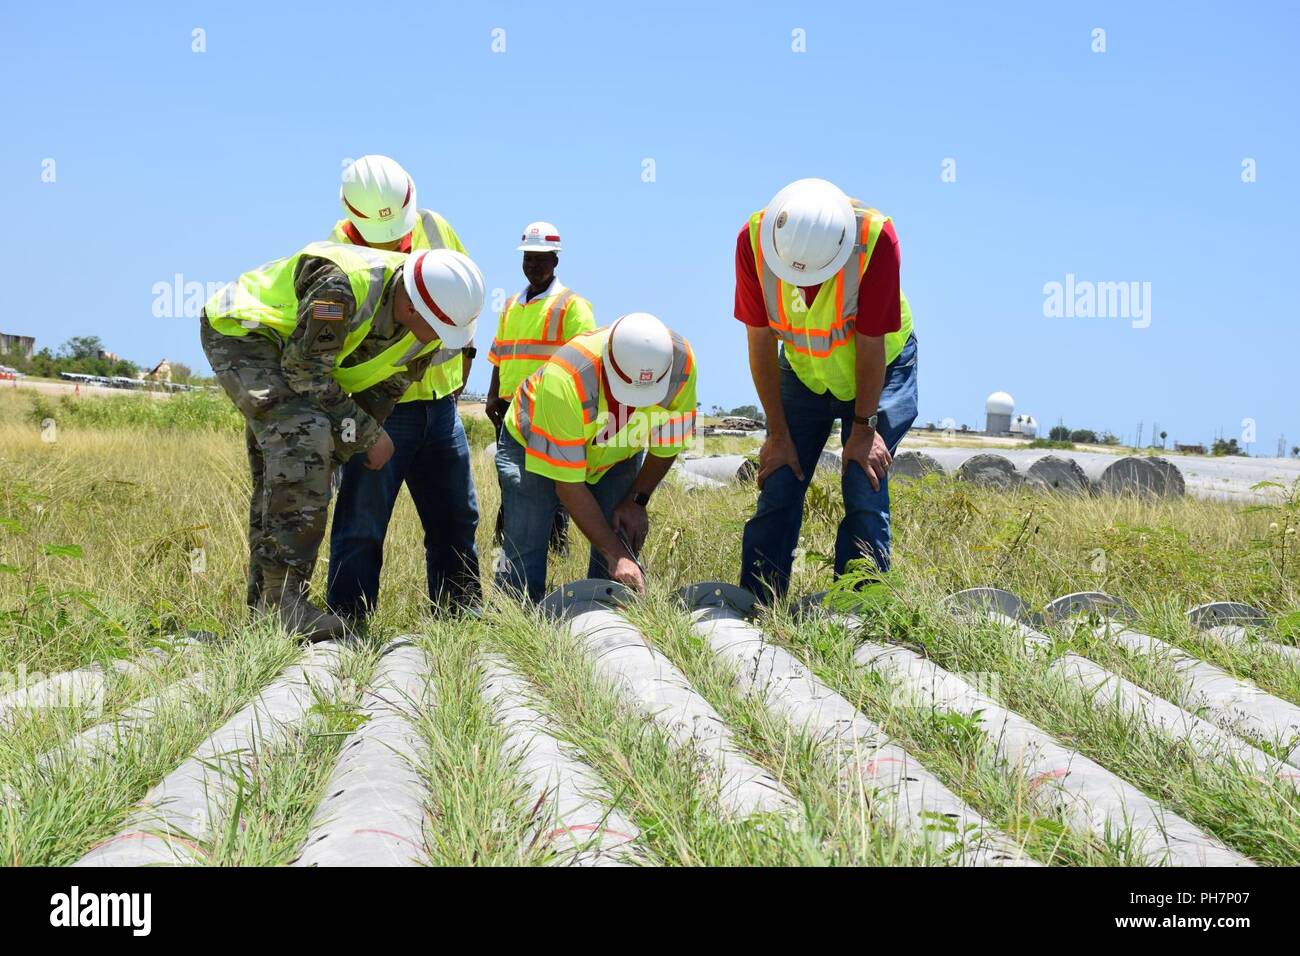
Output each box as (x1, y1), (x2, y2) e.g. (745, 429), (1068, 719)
(200, 257), (433, 608)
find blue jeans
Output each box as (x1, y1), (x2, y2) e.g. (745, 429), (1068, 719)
(740, 335), (918, 601)
(494, 430), (642, 603)
(327, 397), (481, 617)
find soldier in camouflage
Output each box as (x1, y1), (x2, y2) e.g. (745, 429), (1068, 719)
(200, 247), (482, 641)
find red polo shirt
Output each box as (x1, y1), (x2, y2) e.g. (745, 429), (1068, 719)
(733, 218), (901, 337)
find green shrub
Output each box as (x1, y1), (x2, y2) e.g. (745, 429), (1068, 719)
(28, 391), (242, 433)
(460, 412), (494, 450)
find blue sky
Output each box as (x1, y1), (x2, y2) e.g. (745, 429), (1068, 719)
(3, 1), (1296, 453)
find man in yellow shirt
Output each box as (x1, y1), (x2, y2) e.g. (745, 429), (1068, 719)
(485, 221), (596, 551)
(495, 314), (696, 602)
(323, 155), (483, 621)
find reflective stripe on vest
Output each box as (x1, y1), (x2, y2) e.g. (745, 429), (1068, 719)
(333, 334), (458, 395)
(204, 241), (400, 341)
(489, 287), (577, 364)
(749, 202), (913, 400)
(330, 209), (469, 402)
(510, 329), (695, 477)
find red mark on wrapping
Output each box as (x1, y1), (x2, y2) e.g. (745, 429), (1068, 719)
(545, 823), (637, 842)
(862, 756), (904, 777)
(1029, 768), (1069, 790)
(85, 831), (210, 859)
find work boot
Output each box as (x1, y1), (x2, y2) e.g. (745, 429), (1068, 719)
(258, 573), (349, 644)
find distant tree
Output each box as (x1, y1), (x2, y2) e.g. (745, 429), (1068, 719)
(727, 404), (765, 423)
(169, 361), (194, 382)
(1292, 445), (1300, 458)
(59, 336), (106, 360)
(1048, 425), (1071, 442)
(1099, 432), (1121, 445)
(1212, 437), (1244, 457)
(1069, 428), (1098, 444)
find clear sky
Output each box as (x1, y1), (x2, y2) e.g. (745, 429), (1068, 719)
(3, 1), (1296, 453)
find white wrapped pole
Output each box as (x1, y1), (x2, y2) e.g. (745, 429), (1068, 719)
(1202, 624), (1300, 664)
(547, 581), (795, 819)
(854, 640), (1251, 866)
(294, 640), (432, 867)
(669, 468), (726, 492)
(679, 454), (755, 483)
(961, 591), (1300, 788)
(891, 450), (943, 480)
(683, 587), (1034, 866)
(480, 656), (645, 866)
(37, 672), (208, 772)
(76, 641), (344, 867)
(1022, 454), (1091, 494)
(1047, 654), (1300, 789)
(0, 637), (200, 724)
(1081, 456), (1165, 496)
(1189, 602), (1300, 664)
(1093, 622), (1300, 767)
(919, 449), (1023, 489)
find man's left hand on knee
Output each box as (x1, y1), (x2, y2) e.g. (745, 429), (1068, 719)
(842, 427), (892, 492)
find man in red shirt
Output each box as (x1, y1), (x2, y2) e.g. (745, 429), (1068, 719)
(735, 178), (918, 601)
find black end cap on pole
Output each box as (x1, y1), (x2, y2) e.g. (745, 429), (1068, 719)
(946, 587), (1029, 623)
(1041, 591), (1132, 625)
(1187, 601), (1266, 630)
(673, 582), (760, 618)
(540, 579), (636, 619)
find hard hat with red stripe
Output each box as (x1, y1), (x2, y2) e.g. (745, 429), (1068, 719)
(603, 312), (673, 407)
(340, 155), (419, 245)
(517, 220), (562, 253)
(759, 178), (856, 286)
(403, 249), (485, 349)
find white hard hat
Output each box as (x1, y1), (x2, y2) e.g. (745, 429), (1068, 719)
(340, 155), (419, 245)
(758, 178), (856, 286)
(517, 220), (562, 252)
(603, 312), (674, 407)
(403, 249), (485, 349)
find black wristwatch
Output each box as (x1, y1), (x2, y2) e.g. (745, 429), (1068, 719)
(632, 491), (651, 507)
(462, 346), (478, 359)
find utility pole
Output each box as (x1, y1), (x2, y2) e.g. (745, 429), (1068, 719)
(1135, 422), (1143, 450)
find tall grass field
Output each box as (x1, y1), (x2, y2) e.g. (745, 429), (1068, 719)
(1, 388), (1298, 866)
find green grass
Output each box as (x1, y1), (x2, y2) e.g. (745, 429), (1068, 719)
(1, 388), (1297, 865)
(25, 389), (244, 433)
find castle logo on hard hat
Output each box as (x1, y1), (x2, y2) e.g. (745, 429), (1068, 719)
(639, 369), (654, 382)
(378, 207), (393, 219)
(775, 211), (787, 228)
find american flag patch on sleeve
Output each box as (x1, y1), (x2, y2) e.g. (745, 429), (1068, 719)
(312, 300), (345, 322)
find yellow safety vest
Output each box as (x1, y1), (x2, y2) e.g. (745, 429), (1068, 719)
(748, 201), (914, 402)
(204, 241), (442, 395)
(488, 283), (595, 399)
(504, 328), (697, 484)
(329, 208), (468, 401)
